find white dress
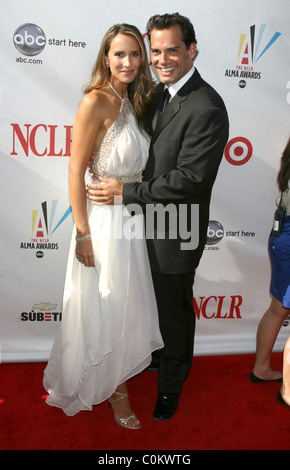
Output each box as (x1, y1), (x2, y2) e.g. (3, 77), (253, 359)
(43, 96), (163, 416)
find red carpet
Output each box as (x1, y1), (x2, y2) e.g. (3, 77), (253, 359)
(0, 353), (289, 451)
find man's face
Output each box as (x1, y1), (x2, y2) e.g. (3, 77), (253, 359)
(150, 25), (196, 86)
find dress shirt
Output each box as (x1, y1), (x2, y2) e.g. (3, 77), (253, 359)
(164, 64), (195, 101)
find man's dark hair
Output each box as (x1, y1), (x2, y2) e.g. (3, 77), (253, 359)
(146, 12), (197, 49)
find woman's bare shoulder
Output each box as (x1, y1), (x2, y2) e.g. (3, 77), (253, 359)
(79, 88), (109, 117)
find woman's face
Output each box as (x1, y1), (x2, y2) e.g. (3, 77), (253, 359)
(106, 33), (141, 86)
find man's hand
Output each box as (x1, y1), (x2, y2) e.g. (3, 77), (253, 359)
(87, 176), (124, 205)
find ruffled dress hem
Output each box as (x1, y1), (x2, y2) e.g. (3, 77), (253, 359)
(43, 345), (161, 416)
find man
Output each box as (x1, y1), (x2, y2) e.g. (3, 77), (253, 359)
(87, 13), (229, 420)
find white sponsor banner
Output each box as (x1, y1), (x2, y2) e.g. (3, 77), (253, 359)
(1, 0), (290, 361)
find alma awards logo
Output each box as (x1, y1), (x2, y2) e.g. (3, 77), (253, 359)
(20, 200), (72, 256)
(225, 23), (281, 84)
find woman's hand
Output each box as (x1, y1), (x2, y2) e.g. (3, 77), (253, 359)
(76, 239), (95, 267)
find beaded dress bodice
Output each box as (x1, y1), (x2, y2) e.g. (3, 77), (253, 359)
(91, 97), (150, 184)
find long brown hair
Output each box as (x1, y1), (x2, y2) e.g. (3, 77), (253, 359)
(85, 23), (155, 131)
(277, 138), (290, 192)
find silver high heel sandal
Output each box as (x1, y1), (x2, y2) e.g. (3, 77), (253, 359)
(108, 391), (141, 430)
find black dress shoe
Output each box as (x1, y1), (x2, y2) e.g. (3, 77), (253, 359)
(153, 393), (179, 420)
(277, 390), (290, 408)
(147, 357), (159, 372)
(147, 351), (161, 371)
(250, 372), (283, 383)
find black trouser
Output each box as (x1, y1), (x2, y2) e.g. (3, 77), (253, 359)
(151, 270), (196, 395)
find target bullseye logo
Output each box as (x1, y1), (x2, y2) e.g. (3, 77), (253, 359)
(224, 137), (253, 166)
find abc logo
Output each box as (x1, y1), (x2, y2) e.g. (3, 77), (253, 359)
(206, 220), (224, 245)
(13, 24), (46, 56)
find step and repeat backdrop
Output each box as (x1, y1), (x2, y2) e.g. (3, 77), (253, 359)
(1, 0), (290, 361)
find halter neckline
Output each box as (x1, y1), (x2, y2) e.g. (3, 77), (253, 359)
(108, 82), (125, 101)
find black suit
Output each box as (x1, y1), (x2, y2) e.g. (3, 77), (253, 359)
(123, 69), (229, 394)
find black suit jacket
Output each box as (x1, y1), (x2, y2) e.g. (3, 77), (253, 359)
(123, 69), (229, 273)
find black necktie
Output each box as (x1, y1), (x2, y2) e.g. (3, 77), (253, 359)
(158, 88), (170, 121)
(162, 88), (170, 112)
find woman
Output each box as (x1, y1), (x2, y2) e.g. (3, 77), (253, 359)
(251, 138), (290, 383)
(43, 24), (163, 429)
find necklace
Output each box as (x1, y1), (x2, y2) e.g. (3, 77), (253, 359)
(108, 82), (125, 101)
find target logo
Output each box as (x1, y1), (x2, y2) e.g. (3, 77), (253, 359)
(224, 137), (253, 166)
